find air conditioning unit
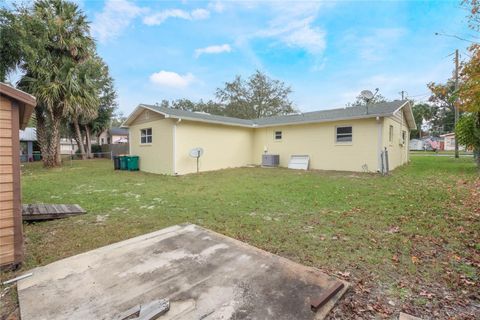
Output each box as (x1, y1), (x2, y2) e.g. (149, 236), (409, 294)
(399, 138), (405, 146)
(262, 154), (279, 167)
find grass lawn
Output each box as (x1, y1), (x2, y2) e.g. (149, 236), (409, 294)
(2, 156), (479, 319)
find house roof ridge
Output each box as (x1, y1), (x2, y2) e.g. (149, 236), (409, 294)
(126, 100), (414, 129)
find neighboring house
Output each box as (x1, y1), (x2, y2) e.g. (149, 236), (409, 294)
(409, 139), (424, 151)
(423, 137), (441, 151)
(98, 127), (129, 145)
(19, 127), (37, 162)
(18, 129), (98, 155)
(440, 133), (466, 151)
(60, 138), (79, 155)
(123, 100), (416, 175)
(0, 83), (36, 269)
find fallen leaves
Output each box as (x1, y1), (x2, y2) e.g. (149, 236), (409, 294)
(386, 226), (400, 234)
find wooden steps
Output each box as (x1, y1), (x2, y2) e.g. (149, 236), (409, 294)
(22, 204), (86, 221)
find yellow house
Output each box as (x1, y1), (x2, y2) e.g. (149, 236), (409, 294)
(123, 100), (416, 175)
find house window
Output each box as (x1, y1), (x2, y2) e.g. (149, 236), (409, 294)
(389, 125), (394, 143)
(101, 138), (104, 144)
(140, 128), (152, 144)
(274, 131), (282, 140)
(402, 130), (406, 143)
(335, 126), (352, 143)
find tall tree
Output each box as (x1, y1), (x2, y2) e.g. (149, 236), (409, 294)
(457, 44), (480, 166)
(111, 111), (127, 128)
(411, 103), (434, 139)
(427, 80), (458, 135)
(168, 98), (225, 115)
(14, 0), (99, 167)
(456, 113), (480, 166)
(66, 56), (101, 160)
(456, 1), (480, 166)
(346, 92), (387, 107)
(85, 57), (117, 157)
(0, 9), (23, 81)
(216, 70), (296, 119)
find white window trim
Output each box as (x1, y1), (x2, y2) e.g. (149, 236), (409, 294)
(335, 125), (353, 145)
(140, 128), (152, 145)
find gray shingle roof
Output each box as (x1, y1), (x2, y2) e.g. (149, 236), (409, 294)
(254, 100), (407, 126)
(127, 100), (412, 128)
(109, 127), (128, 135)
(140, 104), (254, 126)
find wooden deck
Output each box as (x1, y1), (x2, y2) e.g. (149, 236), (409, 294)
(22, 204), (86, 221)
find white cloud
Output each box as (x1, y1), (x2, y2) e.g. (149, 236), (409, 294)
(195, 44), (232, 58)
(143, 8), (210, 26)
(256, 2), (326, 54)
(208, 1), (225, 13)
(91, 0), (146, 43)
(191, 8), (210, 20)
(149, 71), (195, 88)
(346, 28), (407, 62)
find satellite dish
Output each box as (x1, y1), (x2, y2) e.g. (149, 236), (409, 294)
(189, 147), (204, 158)
(360, 90), (374, 100)
(189, 147), (204, 173)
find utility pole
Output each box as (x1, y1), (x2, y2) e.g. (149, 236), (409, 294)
(454, 49), (459, 159)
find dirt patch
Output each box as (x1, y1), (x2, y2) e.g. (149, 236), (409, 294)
(0, 285), (19, 320)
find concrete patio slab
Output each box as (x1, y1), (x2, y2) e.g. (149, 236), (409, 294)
(18, 224), (348, 320)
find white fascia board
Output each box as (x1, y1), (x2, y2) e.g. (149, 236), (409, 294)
(254, 113), (391, 128)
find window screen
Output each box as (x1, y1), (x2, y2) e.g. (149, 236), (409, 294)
(336, 126), (352, 142)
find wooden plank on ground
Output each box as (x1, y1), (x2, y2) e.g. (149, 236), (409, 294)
(22, 204), (86, 221)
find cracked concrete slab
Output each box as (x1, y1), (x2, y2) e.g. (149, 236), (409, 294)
(18, 224), (348, 319)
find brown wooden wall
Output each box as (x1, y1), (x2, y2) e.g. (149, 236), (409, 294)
(0, 95), (23, 268)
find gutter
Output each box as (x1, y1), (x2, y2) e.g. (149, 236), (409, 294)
(125, 104), (399, 129)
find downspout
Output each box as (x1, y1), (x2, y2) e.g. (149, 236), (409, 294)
(173, 118), (181, 175)
(401, 109), (405, 164)
(377, 116), (383, 172)
(128, 128), (131, 155)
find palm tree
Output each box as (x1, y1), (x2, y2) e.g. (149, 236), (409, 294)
(17, 0), (96, 167)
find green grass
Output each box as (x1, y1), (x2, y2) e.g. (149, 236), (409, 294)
(2, 156), (479, 317)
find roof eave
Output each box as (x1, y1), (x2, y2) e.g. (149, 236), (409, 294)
(393, 101), (417, 130)
(254, 113), (389, 128)
(124, 104), (254, 128)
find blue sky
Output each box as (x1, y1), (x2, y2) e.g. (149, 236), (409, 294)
(15, 1), (477, 114)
